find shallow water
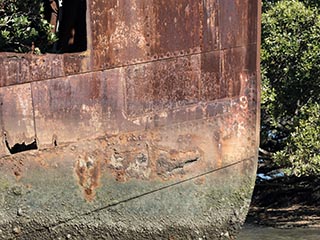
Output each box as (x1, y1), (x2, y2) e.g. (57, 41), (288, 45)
(238, 224), (320, 240)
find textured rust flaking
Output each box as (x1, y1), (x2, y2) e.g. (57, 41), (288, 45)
(75, 152), (102, 202)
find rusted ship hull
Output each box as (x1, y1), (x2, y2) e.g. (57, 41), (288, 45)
(0, 0), (261, 239)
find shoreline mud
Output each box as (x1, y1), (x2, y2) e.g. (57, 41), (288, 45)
(245, 175), (320, 229)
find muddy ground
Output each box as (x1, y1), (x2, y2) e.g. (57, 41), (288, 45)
(246, 175), (320, 228)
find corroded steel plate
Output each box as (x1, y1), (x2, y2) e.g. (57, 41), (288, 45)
(0, 0), (261, 239)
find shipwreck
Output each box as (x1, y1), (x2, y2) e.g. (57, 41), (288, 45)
(0, 0), (261, 239)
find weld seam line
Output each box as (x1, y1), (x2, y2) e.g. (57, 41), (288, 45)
(29, 83), (38, 142)
(0, 43), (258, 89)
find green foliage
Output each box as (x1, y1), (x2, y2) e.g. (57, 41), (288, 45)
(261, 0), (320, 175)
(274, 102), (320, 176)
(0, 0), (57, 53)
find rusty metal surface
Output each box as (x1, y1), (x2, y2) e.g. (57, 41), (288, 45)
(124, 55), (201, 117)
(0, 56), (30, 87)
(0, 0), (260, 88)
(0, 84), (35, 151)
(0, 0), (261, 239)
(220, 0), (257, 49)
(90, 0), (202, 69)
(32, 71), (107, 146)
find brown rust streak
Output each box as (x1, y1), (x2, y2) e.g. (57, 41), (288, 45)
(75, 153), (102, 202)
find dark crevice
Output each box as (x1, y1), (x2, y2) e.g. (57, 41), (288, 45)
(5, 138), (38, 154)
(183, 158), (199, 165)
(45, 0), (87, 53)
(52, 134), (58, 147)
(171, 157), (200, 171)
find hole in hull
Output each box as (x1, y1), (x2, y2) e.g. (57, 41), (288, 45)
(5, 139), (38, 155)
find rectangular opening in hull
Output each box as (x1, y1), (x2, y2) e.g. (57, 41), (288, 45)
(0, 0), (87, 53)
(46, 0), (87, 53)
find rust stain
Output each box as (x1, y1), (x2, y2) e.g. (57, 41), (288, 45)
(75, 154), (101, 202)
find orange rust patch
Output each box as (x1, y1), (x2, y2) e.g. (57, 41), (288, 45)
(75, 154), (101, 202)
